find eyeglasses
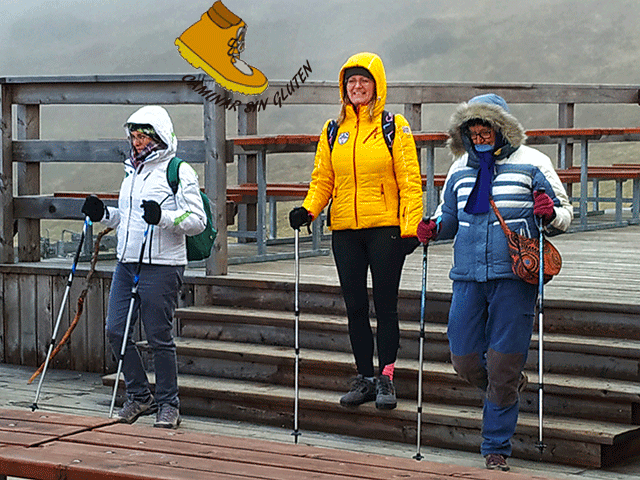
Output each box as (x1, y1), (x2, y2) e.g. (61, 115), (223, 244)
(131, 132), (151, 143)
(346, 76), (372, 87)
(467, 129), (494, 141)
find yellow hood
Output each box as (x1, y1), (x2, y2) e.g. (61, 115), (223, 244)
(338, 52), (387, 117)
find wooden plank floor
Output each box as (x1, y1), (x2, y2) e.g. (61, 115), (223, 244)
(0, 407), (555, 480)
(3, 363), (640, 480)
(222, 225), (640, 307)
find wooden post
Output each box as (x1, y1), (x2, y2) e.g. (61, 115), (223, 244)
(16, 104), (41, 262)
(558, 103), (574, 169)
(256, 149), (267, 256)
(0, 84), (14, 264)
(404, 103), (422, 164)
(425, 144), (437, 216)
(203, 81), (227, 275)
(237, 109), (257, 242)
(580, 138), (588, 229)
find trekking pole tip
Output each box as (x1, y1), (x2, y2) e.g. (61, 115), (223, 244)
(30, 403), (38, 412)
(535, 441), (547, 455)
(291, 430), (301, 444)
(413, 453), (423, 461)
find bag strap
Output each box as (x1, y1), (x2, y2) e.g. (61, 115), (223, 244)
(166, 156), (183, 195)
(327, 110), (395, 155)
(489, 198), (512, 237)
(327, 120), (339, 152)
(380, 110), (395, 156)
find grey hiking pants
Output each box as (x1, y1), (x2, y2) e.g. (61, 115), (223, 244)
(106, 262), (184, 409)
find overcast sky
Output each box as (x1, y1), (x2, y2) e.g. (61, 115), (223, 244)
(2, 0), (637, 85)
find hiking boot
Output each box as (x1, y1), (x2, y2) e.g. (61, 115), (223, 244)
(518, 372), (528, 393)
(154, 404), (181, 429)
(175, 1), (268, 95)
(113, 398), (157, 424)
(340, 375), (376, 407)
(375, 374), (397, 410)
(485, 453), (510, 471)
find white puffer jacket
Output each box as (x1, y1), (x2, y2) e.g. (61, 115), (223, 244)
(101, 106), (206, 265)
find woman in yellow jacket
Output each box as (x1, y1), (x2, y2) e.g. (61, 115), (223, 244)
(289, 52), (423, 410)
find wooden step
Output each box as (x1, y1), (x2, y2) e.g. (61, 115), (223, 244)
(528, 333), (640, 381)
(185, 278), (452, 325)
(139, 338), (640, 424)
(102, 372), (640, 468)
(176, 305), (640, 381)
(187, 277), (640, 339)
(177, 305), (451, 361)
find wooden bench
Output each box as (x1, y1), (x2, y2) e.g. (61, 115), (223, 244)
(0, 408), (537, 480)
(555, 166), (640, 226)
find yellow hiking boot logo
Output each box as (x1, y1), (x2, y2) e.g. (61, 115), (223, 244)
(175, 1), (268, 96)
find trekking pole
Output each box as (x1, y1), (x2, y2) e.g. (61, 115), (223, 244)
(109, 224), (152, 418)
(291, 227), (301, 443)
(535, 189), (547, 455)
(31, 216), (90, 411)
(413, 242), (428, 461)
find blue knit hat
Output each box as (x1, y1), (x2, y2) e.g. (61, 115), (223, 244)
(468, 93), (510, 113)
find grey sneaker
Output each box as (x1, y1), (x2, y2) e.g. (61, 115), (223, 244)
(485, 453), (510, 471)
(113, 398), (157, 424)
(340, 375), (376, 407)
(154, 404), (181, 429)
(375, 374), (397, 410)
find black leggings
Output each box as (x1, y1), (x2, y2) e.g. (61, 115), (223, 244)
(332, 227), (406, 377)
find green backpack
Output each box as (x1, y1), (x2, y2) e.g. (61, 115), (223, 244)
(166, 157), (217, 261)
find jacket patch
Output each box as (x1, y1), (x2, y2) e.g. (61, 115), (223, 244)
(338, 132), (350, 145)
(402, 126), (411, 135)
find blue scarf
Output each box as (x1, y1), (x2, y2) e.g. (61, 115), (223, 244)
(464, 144), (495, 214)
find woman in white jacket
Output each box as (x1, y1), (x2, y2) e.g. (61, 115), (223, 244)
(81, 106), (206, 429)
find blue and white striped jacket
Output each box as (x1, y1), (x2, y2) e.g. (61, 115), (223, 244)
(433, 96), (573, 283)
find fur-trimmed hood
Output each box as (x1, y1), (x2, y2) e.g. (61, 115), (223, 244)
(447, 93), (527, 159)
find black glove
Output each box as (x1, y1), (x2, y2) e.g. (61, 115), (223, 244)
(289, 206), (312, 230)
(401, 237), (420, 256)
(81, 195), (105, 223)
(141, 200), (161, 225)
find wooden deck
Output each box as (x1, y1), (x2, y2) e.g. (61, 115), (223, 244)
(221, 224), (640, 308)
(2, 225), (640, 478)
(0, 406), (558, 480)
(2, 364), (640, 480)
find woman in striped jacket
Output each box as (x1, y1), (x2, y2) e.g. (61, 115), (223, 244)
(416, 94), (572, 471)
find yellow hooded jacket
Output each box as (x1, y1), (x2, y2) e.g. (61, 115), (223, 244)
(302, 52), (423, 237)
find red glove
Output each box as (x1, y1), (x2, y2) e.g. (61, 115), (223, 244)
(533, 191), (555, 223)
(416, 219), (438, 244)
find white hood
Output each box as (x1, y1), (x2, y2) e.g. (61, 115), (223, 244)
(124, 105), (178, 163)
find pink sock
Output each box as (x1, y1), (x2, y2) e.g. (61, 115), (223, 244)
(382, 363), (395, 381)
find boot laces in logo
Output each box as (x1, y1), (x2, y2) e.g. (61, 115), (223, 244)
(175, 1), (268, 96)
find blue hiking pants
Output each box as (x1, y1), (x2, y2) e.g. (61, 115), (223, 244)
(447, 279), (537, 457)
(106, 262), (184, 409)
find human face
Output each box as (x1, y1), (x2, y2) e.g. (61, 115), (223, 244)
(346, 75), (375, 107)
(130, 131), (153, 153)
(467, 125), (496, 146)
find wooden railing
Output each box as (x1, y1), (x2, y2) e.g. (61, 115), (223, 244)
(1, 75), (638, 272)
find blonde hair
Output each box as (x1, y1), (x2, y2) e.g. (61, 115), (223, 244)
(337, 86), (377, 125)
